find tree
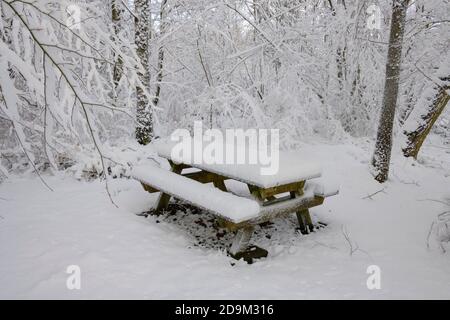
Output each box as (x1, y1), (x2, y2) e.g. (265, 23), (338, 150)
(135, 0), (153, 145)
(403, 76), (449, 159)
(1, 0), (447, 178)
(112, 0), (124, 91)
(371, 0), (409, 183)
(153, 0), (168, 108)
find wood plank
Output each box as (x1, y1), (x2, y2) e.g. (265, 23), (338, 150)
(213, 177), (227, 192)
(224, 195), (325, 231)
(259, 181), (305, 199)
(141, 182), (159, 194)
(182, 170), (230, 185)
(140, 162), (190, 194)
(257, 196), (323, 224)
(247, 184), (266, 207)
(261, 194), (291, 206)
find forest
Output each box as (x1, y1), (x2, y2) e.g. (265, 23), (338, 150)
(0, 0), (449, 300)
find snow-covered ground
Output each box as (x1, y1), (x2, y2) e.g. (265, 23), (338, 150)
(1, 140), (449, 299)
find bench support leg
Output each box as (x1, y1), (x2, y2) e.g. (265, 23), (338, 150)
(154, 193), (171, 214)
(153, 163), (183, 215)
(213, 179), (228, 227)
(213, 178), (227, 192)
(229, 227), (268, 264)
(296, 210), (307, 234)
(296, 209), (314, 234)
(230, 227), (254, 255)
(290, 191), (314, 234)
(304, 209), (314, 233)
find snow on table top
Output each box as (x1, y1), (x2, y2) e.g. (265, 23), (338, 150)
(154, 139), (322, 188)
(132, 165), (260, 223)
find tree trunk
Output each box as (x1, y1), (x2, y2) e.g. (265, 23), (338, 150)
(112, 0), (123, 90)
(135, 0), (153, 145)
(403, 77), (449, 159)
(153, 0), (167, 108)
(371, 0), (409, 183)
(253, 0), (265, 98)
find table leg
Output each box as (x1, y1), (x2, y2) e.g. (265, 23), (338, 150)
(296, 210), (308, 235)
(291, 191), (314, 234)
(153, 162), (183, 215)
(230, 226), (254, 255)
(304, 209), (314, 233)
(296, 209), (315, 234)
(212, 178), (228, 227)
(247, 184), (264, 204)
(213, 178), (227, 192)
(229, 226), (268, 264)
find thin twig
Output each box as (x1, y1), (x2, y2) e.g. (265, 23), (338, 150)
(341, 225), (373, 259)
(0, 89), (53, 191)
(342, 225), (358, 256)
(418, 199), (450, 206)
(119, 0), (138, 20)
(426, 221), (435, 250)
(414, 61), (445, 90)
(362, 188), (386, 200)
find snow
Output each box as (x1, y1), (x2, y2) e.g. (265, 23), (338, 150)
(308, 180), (340, 198)
(132, 165), (260, 223)
(0, 141), (449, 299)
(155, 138), (322, 188)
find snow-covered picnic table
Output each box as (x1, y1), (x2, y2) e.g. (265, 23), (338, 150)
(133, 140), (338, 263)
(155, 140), (323, 189)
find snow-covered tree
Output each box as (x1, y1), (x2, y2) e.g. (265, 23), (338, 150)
(0, 0), (142, 181)
(403, 75), (449, 159)
(135, 0), (153, 145)
(371, 0), (409, 183)
(0, 0), (448, 180)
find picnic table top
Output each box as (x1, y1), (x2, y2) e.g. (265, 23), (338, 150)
(155, 139), (322, 189)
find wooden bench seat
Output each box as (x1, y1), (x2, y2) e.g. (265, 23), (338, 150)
(133, 165), (260, 224)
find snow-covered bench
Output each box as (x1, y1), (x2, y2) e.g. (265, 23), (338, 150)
(133, 165), (261, 224)
(133, 143), (338, 263)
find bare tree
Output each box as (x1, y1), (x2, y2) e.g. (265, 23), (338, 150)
(371, 0), (409, 183)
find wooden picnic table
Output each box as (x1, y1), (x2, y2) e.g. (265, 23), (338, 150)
(133, 140), (338, 263)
